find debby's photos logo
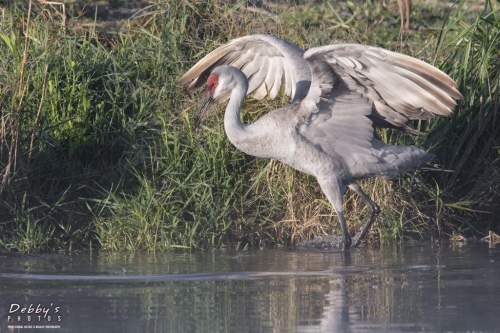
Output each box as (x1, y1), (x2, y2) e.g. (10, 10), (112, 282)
(6, 303), (62, 329)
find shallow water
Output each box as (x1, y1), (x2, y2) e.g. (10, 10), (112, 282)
(1, 242), (499, 333)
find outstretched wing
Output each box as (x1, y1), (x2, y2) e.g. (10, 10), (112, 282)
(297, 56), (377, 174)
(179, 34), (311, 102)
(301, 44), (462, 132)
(297, 44), (461, 177)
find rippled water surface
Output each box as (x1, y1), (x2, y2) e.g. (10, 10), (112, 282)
(1, 242), (499, 332)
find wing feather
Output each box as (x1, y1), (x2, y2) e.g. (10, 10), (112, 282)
(179, 34), (310, 102)
(249, 57), (271, 99)
(269, 57), (284, 99)
(302, 44), (462, 131)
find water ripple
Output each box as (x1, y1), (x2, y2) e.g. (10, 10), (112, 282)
(0, 266), (375, 282)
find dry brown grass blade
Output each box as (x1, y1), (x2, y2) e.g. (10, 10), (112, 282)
(35, 0), (66, 26)
(242, 6), (280, 22)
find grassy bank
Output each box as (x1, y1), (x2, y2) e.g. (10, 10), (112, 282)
(0, 0), (498, 252)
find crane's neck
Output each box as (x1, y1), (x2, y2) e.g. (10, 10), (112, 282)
(221, 74), (286, 161)
(223, 80), (251, 150)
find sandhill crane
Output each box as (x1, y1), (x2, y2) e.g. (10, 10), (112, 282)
(179, 35), (461, 250)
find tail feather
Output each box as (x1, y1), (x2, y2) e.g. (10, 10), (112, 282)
(351, 141), (434, 179)
(377, 143), (434, 178)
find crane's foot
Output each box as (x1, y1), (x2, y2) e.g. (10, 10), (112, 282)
(343, 235), (352, 251)
(351, 237), (362, 248)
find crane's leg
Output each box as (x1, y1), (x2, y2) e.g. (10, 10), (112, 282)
(318, 178), (352, 250)
(348, 183), (380, 248)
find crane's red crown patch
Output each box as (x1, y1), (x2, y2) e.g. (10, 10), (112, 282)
(207, 74), (219, 94)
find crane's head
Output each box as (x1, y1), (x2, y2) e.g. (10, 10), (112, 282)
(194, 65), (247, 128)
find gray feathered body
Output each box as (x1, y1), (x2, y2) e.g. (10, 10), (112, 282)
(230, 102), (434, 184)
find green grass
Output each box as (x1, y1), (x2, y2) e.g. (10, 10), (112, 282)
(0, 0), (498, 252)
(428, 0), (500, 235)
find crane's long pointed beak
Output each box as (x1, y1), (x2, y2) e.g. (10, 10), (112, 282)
(194, 94), (214, 129)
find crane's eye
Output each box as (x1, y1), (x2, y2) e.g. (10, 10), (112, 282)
(213, 82), (218, 87)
